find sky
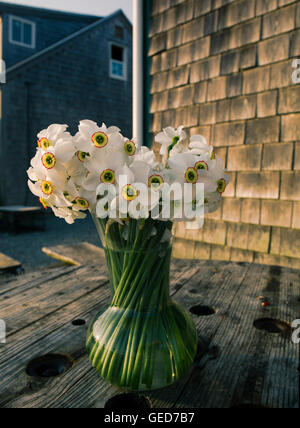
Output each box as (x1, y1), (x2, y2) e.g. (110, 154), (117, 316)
(1, 0), (133, 21)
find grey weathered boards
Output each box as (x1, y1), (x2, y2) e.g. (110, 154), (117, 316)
(0, 260), (299, 408)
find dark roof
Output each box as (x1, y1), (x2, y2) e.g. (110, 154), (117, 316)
(5, 9), (131, 81)
(0, 1), (101, 23)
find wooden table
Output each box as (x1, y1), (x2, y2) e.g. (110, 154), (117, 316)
(0, 260), (299, 408)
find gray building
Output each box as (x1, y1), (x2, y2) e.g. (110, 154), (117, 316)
(0, 2), (132, 205)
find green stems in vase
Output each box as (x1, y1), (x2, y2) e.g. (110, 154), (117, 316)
(87, 215), (198, 391)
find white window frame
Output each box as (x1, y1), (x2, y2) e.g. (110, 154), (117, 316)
(9, 15), (36, 49)
(109, 42), (127, 81)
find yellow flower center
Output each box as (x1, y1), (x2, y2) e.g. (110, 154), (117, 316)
(185, 167), (198, 184)
(92, 131), (108, 148)
(148, 174), (164, 190)
(217, 178), (226, 194)
(211, 151), (216, 160)
(121, 184), (139, 201)
(124, 141), (136, 156)
(77, 151), (88, 162)
(75, 197), (89, 210)
(195, 160), (208, 171)
(41, 180), (53, 195)
(100, 169), (115, 184)
(39, 138), (51, 150)
(42, 152), (56, 169)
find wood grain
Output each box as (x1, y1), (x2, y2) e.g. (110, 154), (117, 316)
(42, 242), (105, 266)
(0, 253), (21, 274)
(0, 260), (299, 408)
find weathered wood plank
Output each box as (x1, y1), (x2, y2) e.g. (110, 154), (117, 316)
(148, 261), (252, 408)
(42, 242), (105, 266)
(169, 264), (299, 408)
(0, 261), (299, 408)
(0, 265), (108, 338)
(0, 260), (193, 335)
(0, 260), (201, 408)
(0, 265), (78, 296)
(0, 253), (21, 274)
(0, 260), (198, 408)
(0, 282), (110, 407)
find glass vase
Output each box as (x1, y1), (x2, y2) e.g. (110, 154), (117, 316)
(86, 215), (198, 391)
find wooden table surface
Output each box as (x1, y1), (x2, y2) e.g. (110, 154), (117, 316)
(0, 259), (299, 408)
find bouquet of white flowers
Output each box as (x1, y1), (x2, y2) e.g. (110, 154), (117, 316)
(27, 120), (229, 225)
(27, 121), (229, 391)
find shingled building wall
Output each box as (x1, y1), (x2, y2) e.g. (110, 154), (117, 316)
(149, 0), (300, 269)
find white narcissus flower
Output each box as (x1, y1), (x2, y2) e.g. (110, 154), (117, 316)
(130, 159), (168, 192)
(64, 153), (89, 186)
(75, 120), (122, 156)
(29, 150), (70, 187)
(81, 151), (126, 191)
(189, 135), (215, 159)
(133, 146), (157, 168)
(37, 124), (69, 147)
(115, 137), (138, 160)
(198, 163), (230, 195)
(34, 141), (76, 175)
(155, 126), (187, 156)
(110, 164), (160, 219)
(167, 152), (199, 185)
(169, 141), (188, 157)
(27, 176), (72, 210)
(37, 125), (76, 162)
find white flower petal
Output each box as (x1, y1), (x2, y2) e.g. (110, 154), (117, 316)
(79, 120), (99, 139)
(163, 127), (176, 139)
(55, 139), (76, 162)
(47, 124), (68, 140)
(28, 180), (43, 198)
(82, 173), (100, 191)
(131, 161), (151, 184)
(190, 135), (208, 145)
(155, 132), (171, 145)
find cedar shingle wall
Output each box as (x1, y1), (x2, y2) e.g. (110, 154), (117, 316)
(149, 0), (300, 269)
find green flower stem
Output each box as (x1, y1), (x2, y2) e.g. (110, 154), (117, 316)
(98, 252), (164, 378)
(128, 266), (167, 387)
(87, 216), (197, 391)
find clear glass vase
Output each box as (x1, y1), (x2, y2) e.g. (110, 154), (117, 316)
(86, 215), (198, 391)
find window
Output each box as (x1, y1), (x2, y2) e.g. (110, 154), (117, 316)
(110, 43), (127, 81)
(9, 15), (36, 48)
(114, 25), (124, 40)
